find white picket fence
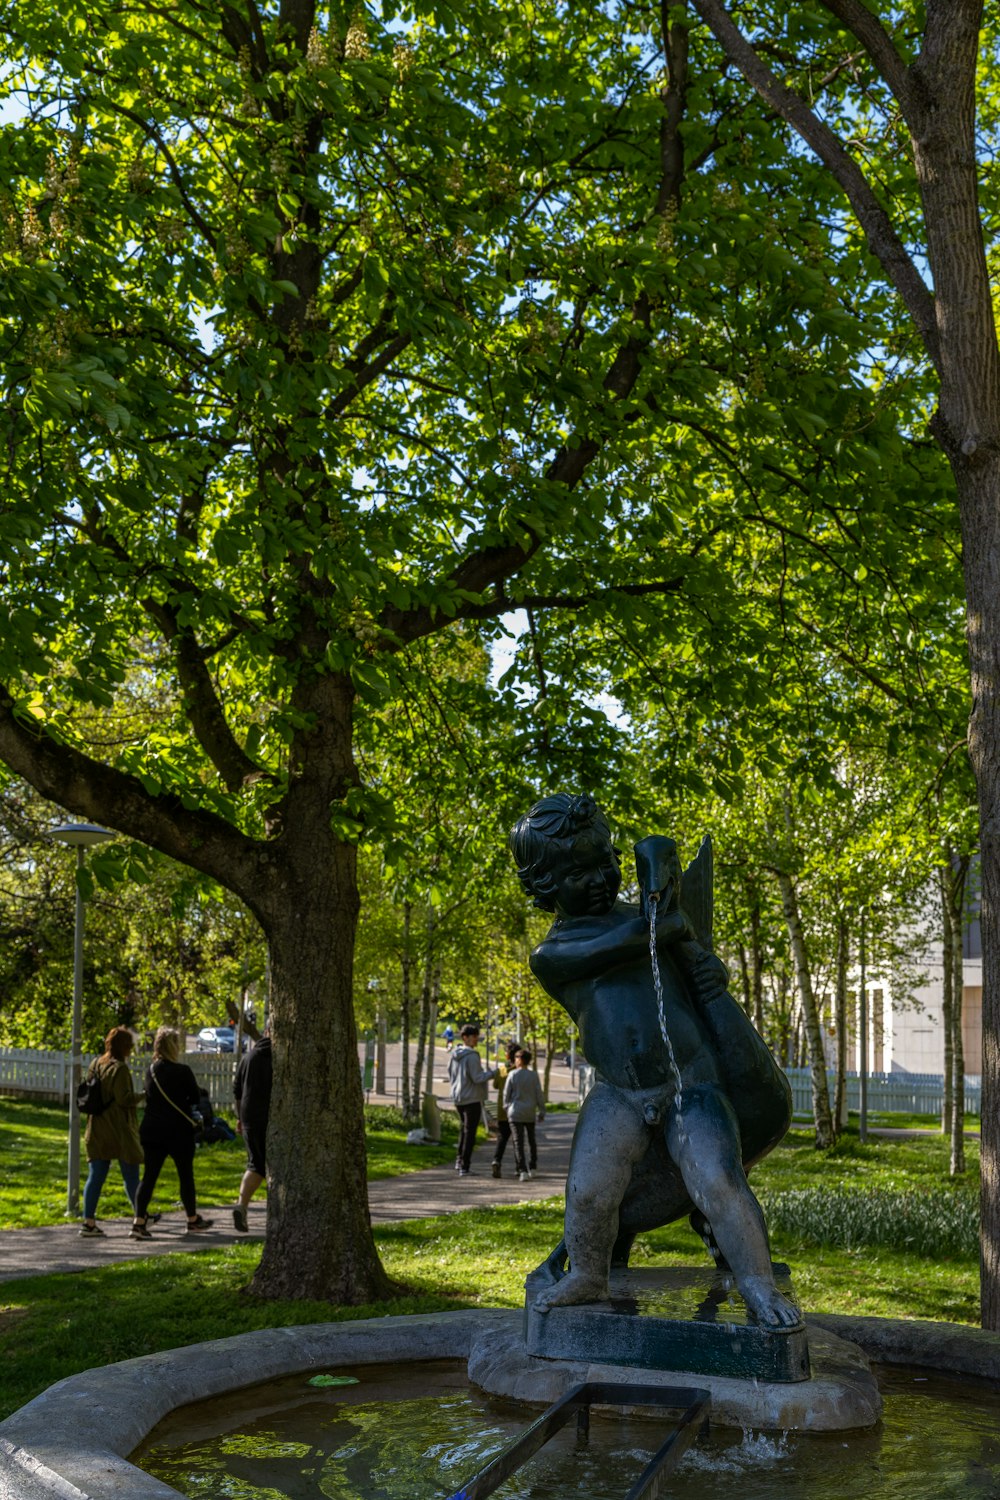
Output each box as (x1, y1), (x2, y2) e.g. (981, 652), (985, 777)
(577, 1063), (982, 1117)
(783, 1068), (982, 1118)
(3, 1047), (984, 1119)
(0, 1047), (240, 1110)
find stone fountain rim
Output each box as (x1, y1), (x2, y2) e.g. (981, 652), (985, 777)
(2, 1308), (1000, 1500)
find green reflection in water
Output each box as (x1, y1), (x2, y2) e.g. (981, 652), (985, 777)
(134, 1361), (1000, 1500)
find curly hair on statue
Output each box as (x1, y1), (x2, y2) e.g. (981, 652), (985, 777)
(508, 792), (620, 912)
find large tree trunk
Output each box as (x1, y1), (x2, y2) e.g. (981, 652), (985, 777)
(247, 676), (394, 1303)
(689, 0), (1000, 1333)
(775, 870), (834, 1147)
(250, 841), (392, 1303)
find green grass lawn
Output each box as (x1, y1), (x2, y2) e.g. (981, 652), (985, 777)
(0, 1097), (459, 1229)
(0, 1107), (984, 1423)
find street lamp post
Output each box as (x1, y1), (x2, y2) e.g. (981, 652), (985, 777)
(51, 822), (114, 1218)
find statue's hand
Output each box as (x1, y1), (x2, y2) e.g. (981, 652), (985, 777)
(652, 905), (689, 942)
(689, 948), (729, 1003)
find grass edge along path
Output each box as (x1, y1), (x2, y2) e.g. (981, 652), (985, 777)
(0, 1098), (459, 1230)
(0, 1190), (981, 1423)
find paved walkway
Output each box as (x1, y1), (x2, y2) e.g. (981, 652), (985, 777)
(0, 1113), (577, 1285)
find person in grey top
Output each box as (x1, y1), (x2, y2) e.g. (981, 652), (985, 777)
(447, 1024), (498, 1174)
(503, 1048), (546, 1181)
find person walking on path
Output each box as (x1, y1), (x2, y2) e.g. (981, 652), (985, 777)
(131, 1027), (213, 1240)
(447, 1023), (497, 1175)
(231, 1024), (272, 1232)
(490, 1040), (521, 1179)
(504, 1048), (546, 1182)
(80, 1027), (145, 1236)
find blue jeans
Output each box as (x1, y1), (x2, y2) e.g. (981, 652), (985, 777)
(83, 1159), (141, 1221)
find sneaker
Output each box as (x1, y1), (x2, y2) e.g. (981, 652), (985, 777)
(525, 1168), (533, 1179)
(459, 1169), (470, 1176)
(232, 1204), (249, 1234)
(79, 1222), (105, 1237)
(185, 1215), (214, 1233)
(454, 1161), (463, 1172)
(147, 1212), (162, 1225)
(491, 1162), (501, 1179)
(130, 1221), (153, 1240)
(518, 1171), (528, 1182)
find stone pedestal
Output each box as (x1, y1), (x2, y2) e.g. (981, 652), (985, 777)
(524, 1265), (810, 1383)
(469, 1319), (881, 1432)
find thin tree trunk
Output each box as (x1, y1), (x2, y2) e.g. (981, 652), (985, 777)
(543, 997), (555, 1101)
(400, 901), (412, 1120)
(411, 908), (435, 1119)
(750, 897), (765, 1034)
(940, 866), (955, 1136)
(948, 857), (970, 1176)
(833, 912), (848, 1137)
(775, 870), (834, 1147)
(737, 941), (752, 1018)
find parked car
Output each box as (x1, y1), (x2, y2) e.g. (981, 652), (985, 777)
(196, 1025), (236, 1053)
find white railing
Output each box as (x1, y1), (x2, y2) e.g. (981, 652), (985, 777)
(578, 1063), (982, 1118)
(0, 1047), (240, 1109)
(4, 1047), (984, 1119)
(783, 1068), (982, 1118)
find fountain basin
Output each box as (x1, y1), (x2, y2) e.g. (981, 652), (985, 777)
(3, 1310), (1000, 1498)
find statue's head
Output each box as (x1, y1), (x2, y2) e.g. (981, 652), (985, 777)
(508, 793), (622, 916)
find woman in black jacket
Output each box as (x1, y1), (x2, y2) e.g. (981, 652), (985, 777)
(130, 1027), (213, 1239)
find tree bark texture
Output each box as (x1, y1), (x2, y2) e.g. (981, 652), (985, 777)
(249, 836), (391, 1302)
(775, 871), (834, 1146)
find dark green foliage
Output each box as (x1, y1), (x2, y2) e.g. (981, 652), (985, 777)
(759, 1187), (979, 1260)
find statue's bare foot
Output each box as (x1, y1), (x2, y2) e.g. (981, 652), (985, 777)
(738, 1275), (803, 1331)
(533, 1271), (609, 1314)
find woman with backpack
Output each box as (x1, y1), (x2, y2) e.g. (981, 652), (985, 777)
(130, 1027), (213, 1239)
(80, 1026), (144, 1237)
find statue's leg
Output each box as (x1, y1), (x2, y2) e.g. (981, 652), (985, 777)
(688, 1207), (732, 1271)
(666, 1084), (801, 1331)
(534, 1081), (648, 1311)
(611, 1135), (690, 1265)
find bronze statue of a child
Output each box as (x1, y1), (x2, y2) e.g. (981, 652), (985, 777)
(509, 792), (800, 1331)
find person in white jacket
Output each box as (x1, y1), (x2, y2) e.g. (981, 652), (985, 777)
(503, 1048), (546, 1182)
(447, 1024), (498, 1174)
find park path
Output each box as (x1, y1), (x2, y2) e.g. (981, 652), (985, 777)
(0, 1113), (577, 1285)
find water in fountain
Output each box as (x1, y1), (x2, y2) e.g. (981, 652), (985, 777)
(647, 892), (684, 1114)
(134, 1361), (1000, 1499)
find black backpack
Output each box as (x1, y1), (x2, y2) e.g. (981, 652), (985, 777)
(77, 1069), (112, 1116)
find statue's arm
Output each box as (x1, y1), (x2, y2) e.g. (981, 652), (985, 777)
(530, 906), (690, 991)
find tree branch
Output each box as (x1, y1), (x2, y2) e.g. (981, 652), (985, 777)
(0, 687), (263, 894)
(815, 0), (927, 130)
(377, 9), (693, 648)
(689, 0), (941, 372)
(77, 506), (264, 792)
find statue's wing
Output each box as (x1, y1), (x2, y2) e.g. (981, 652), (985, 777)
(681, 834), (713, 951)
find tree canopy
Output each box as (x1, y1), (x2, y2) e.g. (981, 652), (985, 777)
(0, 0), (994, 1313)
